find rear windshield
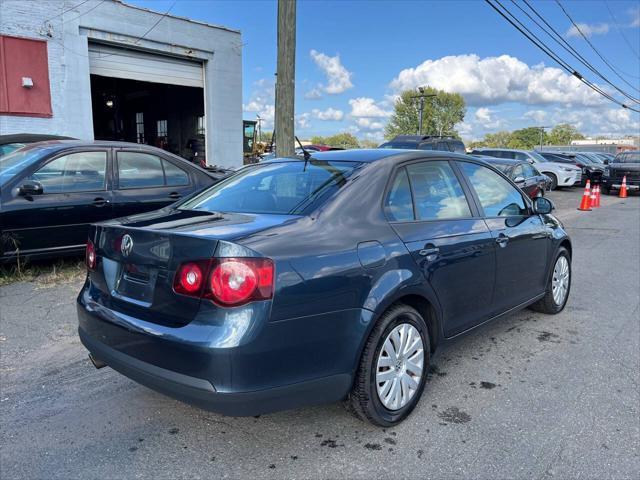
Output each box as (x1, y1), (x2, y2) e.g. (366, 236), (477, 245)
(490, 163), (511, 174)
(179, 160), (361, 215)
(614, 152), (640, 163)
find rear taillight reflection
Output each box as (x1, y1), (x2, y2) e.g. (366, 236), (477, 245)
(86, 240), (97, 270)
(173, 258), (274, 307)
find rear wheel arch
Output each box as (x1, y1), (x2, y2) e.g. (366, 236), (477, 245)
(559, 239), (572, 260)
(393, 294), (440, 353)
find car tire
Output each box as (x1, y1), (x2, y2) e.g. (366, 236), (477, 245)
(546, 173), (558, 191)
(529, 247), (571, 315)
(347, 304), (430, 427)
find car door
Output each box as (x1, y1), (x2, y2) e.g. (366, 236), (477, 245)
(512, 163), (536, 197)
(386, 159), (497, 337)
(457, 161), (549, 313)
(112, 150), (195, 219)
(523, 163), (545, 196)
(2, 149), (113, 254)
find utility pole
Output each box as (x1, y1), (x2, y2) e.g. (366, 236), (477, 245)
(411, 87), (437, 135)
(275, 0), (296, 157)
(534, 126), (550, 150)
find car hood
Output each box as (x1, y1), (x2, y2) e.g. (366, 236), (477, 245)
(101, 207), (302, 241)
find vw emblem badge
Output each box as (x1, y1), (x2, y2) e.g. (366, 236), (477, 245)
(121, 234), (134, 257)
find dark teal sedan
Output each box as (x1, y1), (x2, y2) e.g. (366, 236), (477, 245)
(78, 149), (572, 426)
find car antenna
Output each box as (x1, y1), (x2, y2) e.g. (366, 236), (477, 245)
(295, 136), (312, 170)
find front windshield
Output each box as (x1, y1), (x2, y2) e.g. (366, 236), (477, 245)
(179, 160), (362, 215)
(529, 151), (548, 163)
(0, 145), (57, 186)
(614, 151), (640, 163)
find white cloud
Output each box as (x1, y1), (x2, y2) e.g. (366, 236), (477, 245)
(243, 78), (275, 128)
(630, 7), (640, 27)
(389, 54), (605, 107)
(304, 87), (323, 100)
(348, 97), (392, 118)
(296, 112), (311, 129)
(523, 109), (548, 124)
(475, 107), (492, 124)
(310, 50), (353, 94)
(354, 118), (385, 131)
(565, 22), (609, 38)
(312, 107), (344, 121)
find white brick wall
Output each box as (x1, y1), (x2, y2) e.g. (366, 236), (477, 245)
(0, 0), (243, 167)
(0, 0), (83, 137)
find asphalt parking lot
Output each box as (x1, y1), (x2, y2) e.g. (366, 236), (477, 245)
(1, 188), (638, 480)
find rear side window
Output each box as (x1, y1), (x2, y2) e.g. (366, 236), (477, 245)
(29, 151), (107, 193)
(459, 162), (528, 217)
(522, 164), (538, 177)
(163, 160), (189, 186)
(118, 152), (164, 188)
(406, 161), (471, 220)
(385, 168), (414, 221)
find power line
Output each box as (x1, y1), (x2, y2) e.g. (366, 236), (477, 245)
(603, 0), (640, 61)
(555, 0), (640, 92)
(60, 0), (108, 26)
(484, 0), (640, 113)
(42, 0), (92, 23)
(513, 0), (639, 102)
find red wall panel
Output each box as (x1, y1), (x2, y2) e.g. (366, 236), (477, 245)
(0, 35), (52, 117)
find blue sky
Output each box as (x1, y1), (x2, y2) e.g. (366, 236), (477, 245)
(130, 0), (640, 142)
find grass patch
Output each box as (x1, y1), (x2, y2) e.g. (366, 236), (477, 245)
(0, 257), (85, 287)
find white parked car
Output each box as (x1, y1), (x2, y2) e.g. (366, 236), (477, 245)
(471, 148), (581, 189)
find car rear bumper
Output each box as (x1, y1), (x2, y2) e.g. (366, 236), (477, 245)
(79, 326), (351, 416)
(77, 282), (370, 416)
(601, 178), (640, 190)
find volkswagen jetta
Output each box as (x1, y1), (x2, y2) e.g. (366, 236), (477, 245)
(78, 150), (571, 426)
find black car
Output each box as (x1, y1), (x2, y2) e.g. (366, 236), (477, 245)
(78, 149), (571, 427)
(0, 141), (226, 262)
(601, 150), (640, 195)
(480, 157), (548, 198)
(538, 152), (603, 186)
(379, 135), (466, 153)
(0, 133), (76, 157)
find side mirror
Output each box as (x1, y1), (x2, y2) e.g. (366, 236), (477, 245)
(513, 176), (525, 183)
(19, 180), (44, 196)
(603, 159), (609, 165)
(527, 159), (535, 164)
(533, 196), (553, 215)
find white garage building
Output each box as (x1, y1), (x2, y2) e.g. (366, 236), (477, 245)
(0, 0), (243, 168)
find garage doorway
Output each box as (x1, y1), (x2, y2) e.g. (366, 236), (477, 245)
(88, 44), (206, 164)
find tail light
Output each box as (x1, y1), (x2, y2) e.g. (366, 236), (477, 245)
(173, 258), (274, 307)
(86, 240), (97, 270)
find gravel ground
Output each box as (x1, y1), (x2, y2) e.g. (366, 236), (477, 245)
(1, 188), (638, 480)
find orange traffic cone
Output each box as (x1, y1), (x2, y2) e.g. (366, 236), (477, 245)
(594, 184), (601, 208)
(619, 176), (628, 198)
(578, 180), (592, 211)
(590, 185), (597, 207)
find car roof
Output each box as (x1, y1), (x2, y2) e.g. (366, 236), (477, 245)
(474, 147), (527, 153)
(480, 157), (522, 166)
(265, 148), (474, 164)
(0, 134), (75, 146)
(11, 139), (184, 156)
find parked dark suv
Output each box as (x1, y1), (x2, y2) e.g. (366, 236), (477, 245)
(379, 135), (466, 153)
(78, 150), (571, 426)
(601, 150), (640, 195)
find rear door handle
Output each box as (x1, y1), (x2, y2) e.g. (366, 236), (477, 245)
(168, 192), (181, 200)
(92, 197), (109, 207)
(419, 246), (439, 260)
(495, 235), (509, 246)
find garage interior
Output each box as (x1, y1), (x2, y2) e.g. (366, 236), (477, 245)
(88, 44), (206, 163)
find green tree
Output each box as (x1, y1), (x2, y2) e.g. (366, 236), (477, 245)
(482, 131), (513, 148)
(384, 87), (466, 139)
(507, 127), (548, 150)
(310, 132), (360, 149)
(547, 124), (584, 145)
(359, 139), (380, 149)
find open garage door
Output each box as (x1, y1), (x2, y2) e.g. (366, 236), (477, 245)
(89, 43), (206, 164)
(88, 44), (203, 88)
